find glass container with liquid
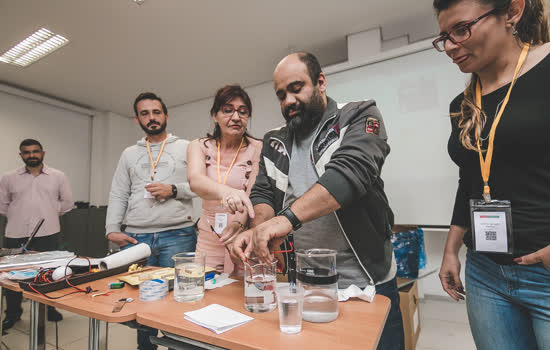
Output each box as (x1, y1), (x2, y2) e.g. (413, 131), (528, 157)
(296, 248), (339, 323)
(243, 257), (277, 313)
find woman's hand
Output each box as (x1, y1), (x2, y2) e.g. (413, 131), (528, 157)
(439, 251), (465, 301)
(221, 188), (255, 219)
(219, 220), (245, 245)
(515, 245), (550, 271)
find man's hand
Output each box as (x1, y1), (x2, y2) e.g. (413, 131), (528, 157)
(221, 188), (255, 219)
(249, 216), (292, 264)
(145, 183), (173, 201)
(107, 232), (138, 247)
(230, 230), (253, 263)
(515, 245), (550, 271)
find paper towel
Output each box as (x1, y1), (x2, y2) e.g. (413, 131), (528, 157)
(99, 243), (151, 271)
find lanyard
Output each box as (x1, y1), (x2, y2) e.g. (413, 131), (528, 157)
(217, 137), (244, 185)
(146, 137), (167, 181)
(475, 43), (530, 202)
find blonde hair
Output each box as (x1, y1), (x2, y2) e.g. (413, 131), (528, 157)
(434, 0), (550, 150)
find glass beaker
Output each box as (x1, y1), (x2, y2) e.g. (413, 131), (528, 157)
(243, 257), (277, 313)
(172, 252), (206, 302)
(296, 248), (339, 323)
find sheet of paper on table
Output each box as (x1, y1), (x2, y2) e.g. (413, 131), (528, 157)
(184, 304), (254, 334)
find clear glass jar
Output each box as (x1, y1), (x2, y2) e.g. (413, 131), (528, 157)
(296, 249), (339, 323)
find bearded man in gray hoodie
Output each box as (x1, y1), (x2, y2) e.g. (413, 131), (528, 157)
(106, 92), (196, 350)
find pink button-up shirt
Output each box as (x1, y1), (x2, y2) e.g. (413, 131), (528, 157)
(0, 165), (74, 238)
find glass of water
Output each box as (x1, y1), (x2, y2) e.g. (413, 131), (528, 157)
(172, 252), (206, 302)
(276, 284), (304, 334)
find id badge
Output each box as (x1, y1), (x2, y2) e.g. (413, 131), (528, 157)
(469, 199), (513, 254)
(214, 213), (228, 234)
(144, 183), (154, 199)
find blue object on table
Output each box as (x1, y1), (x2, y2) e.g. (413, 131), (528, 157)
(205, 272), (215, 281)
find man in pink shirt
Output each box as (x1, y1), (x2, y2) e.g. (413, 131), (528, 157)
(0, 139), (73, 331)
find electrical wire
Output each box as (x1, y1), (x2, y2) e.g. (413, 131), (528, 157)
(27, 256), (95, 299)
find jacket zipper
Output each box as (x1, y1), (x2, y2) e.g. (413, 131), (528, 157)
(309, 115), (376, 286)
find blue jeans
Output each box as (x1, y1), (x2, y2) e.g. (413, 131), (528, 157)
(466, 249), (550, 350)
(376, 277), (405, 350)
(122, 227), (197, 350)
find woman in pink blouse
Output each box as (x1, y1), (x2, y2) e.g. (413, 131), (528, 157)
(187, 85), (262, 274)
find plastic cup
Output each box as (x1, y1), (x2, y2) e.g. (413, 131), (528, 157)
(276, 285), (304, 334)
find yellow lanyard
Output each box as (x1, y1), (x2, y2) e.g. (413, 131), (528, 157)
(146, 137), (167, 181)
(475, 43), (530, 202)
(217, 137), (244, 185)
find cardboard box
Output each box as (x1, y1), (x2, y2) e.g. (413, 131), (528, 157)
(397, 278), (421, 350)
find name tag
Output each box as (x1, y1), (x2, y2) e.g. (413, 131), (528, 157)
(470, 199), (513, 254)
(144, 183), (154, 199)
(214, 213), (228, 234)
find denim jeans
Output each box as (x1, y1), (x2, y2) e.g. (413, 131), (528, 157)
(466, 249), (550, 350)
(375, 277), (405, 350)
(122, 227), (197, 350)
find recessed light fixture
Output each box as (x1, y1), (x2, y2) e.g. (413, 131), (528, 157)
(0, 28), (69, 67)
(133, 0), (145, 5)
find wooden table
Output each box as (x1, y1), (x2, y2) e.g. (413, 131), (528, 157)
(137, 283), (390, 350)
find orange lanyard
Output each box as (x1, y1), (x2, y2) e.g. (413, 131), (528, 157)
(146, 137), (167, 181)
(217, 137), (244, 185)
(475, 43), (530, 202)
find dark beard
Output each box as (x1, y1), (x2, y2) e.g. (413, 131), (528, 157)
(139, 120), (167, 136)
(283, 89), (325, 141)
(24, 157), (43, 167)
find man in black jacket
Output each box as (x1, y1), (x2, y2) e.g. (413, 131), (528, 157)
(231, 52), (404, 349)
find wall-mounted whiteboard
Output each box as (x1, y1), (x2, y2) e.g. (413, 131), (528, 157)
(327, 48), (468, 225)
(0, 92), (92, 202)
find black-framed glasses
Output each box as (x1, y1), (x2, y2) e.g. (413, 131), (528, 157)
(220, 104), (250, 118)
(433, 8), (499, 52)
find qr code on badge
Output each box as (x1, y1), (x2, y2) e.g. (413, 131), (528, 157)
(485, 231), (497, 241)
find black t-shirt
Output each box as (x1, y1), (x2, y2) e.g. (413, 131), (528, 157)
(448, 52), (550, 264)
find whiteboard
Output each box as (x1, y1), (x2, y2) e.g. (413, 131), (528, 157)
(0, 92), (92, 202)
(327, 48), (469, 225)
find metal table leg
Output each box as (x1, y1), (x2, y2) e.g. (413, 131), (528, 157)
(29, 300), (46, 350)
(89, 318), (108, 350)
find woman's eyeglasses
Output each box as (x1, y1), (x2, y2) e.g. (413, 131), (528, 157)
(433, 8), (499, 52)
(221, 104), (250, 117)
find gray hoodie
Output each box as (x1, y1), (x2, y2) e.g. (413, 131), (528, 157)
(106, 134), (195, 235)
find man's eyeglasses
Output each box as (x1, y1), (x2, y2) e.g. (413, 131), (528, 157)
(433, 8), (499, 52)
(220, 104), (250, 117)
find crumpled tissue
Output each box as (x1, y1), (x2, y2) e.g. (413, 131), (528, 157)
(338, 284), (376, 302)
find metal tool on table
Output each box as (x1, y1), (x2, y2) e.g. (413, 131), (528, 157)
(0, 218), (45, 257)
(112, 297), (133, 313)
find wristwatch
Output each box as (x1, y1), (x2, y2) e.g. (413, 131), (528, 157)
(171, 184), (177, 198)
(277, 206), (302, 231)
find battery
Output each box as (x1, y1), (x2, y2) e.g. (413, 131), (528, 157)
(109, 282), (125, 289)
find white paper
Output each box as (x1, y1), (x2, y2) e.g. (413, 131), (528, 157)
(184, 304), (253, 334)
(338, 284), (376, 303)
(98, 243), (151, 270)
(413, 307), (419, 332)
(204, 273), (238, 290)
(473, 211), (508, 252)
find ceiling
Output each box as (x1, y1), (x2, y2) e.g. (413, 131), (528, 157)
(0, 0), (439, 116)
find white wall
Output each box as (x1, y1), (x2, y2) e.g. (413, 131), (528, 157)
(89, 111), (143, 206)
(0, 91), (92, 202)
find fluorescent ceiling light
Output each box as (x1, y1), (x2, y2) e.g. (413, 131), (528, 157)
(0, 28), (69, 67)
